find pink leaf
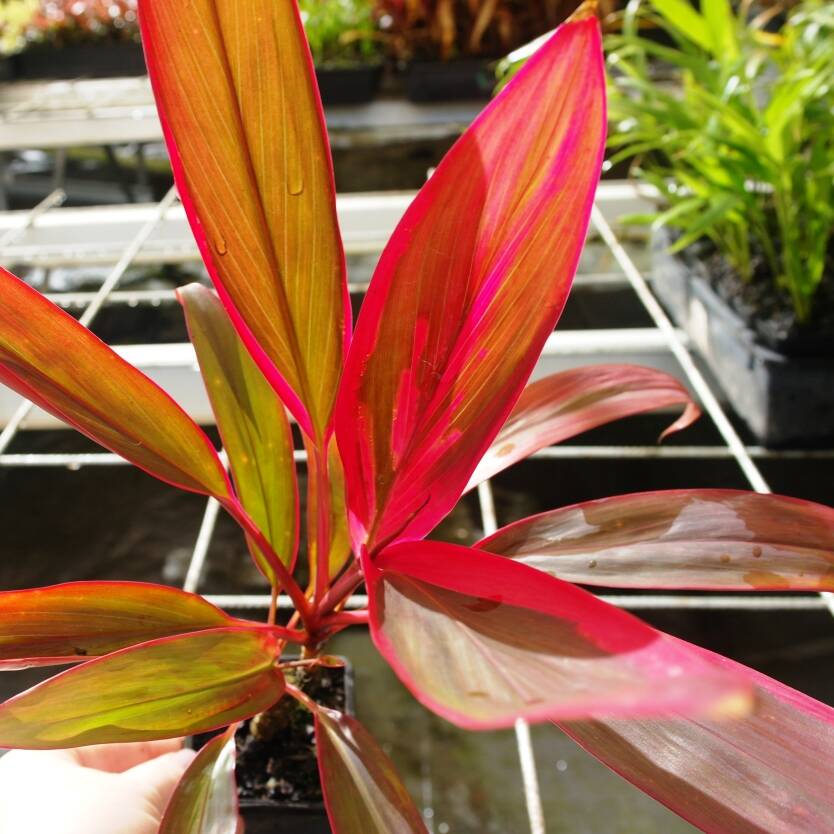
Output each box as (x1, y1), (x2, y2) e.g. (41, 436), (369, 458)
(562, 640), (834, 833)
(479, 489), (834, 590)
(467, 364), (700, 491)
(336, 12), (607, 554)
(367, 541), (751, 729)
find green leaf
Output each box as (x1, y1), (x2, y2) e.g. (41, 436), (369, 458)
(650, 0), (712, 52)
(702, 0), (739, 59)
(667, 194), (740, 251)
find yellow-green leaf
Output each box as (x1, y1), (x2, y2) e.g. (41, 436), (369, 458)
(0, 629), (285, 749)
(180, 283), (298, 584)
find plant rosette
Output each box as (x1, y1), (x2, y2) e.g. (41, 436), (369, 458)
(0, 2), (834, 834)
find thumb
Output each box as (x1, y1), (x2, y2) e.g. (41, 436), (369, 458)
(122, 747), (197, 817)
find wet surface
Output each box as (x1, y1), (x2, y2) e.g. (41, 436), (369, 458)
(326, 628), (698, 834)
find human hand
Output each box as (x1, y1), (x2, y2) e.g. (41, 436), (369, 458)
(0, 739), (195, 834)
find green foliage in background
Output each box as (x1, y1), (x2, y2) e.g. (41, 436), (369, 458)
(299, 0), (382, 67)
(0, 1), (139, 55)
(607, 0), (834, 322)
(0, 0), (39, 56)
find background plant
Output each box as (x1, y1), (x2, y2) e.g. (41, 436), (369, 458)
(607, 0), (834, 323)
(299, 0), (383, 67)
(0, 2), (833, 833)
(376, 0), (581, 61)
(0, 0), (39, 55)
(1, 0), (140, 49)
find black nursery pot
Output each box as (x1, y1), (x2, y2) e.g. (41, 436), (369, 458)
(197, 660), (354, 834)
(405, 58), (494, 102)
(650, 227), (834, 446)
(315, 64), (383, 106)
(12, 41), (147, 80)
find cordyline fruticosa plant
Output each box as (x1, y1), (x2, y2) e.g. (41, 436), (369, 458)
(0, 1), (833, 832)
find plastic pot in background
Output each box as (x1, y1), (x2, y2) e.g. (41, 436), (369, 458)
(315, 64), (383, 105)
(650, 227), (834, 447)
(12, 42), (147, 80)
(405, 58), (494, 102)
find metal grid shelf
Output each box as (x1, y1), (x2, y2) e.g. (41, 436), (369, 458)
(1, 181), (832, 834)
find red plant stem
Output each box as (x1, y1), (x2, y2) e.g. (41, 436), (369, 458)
(264, 623), (308, 644)
(285, 682), (318, 713)
(229, 617), (307, 645)
(312, 441), (332, 607)
(268, 585), (278, 627)
(222, 497), (314, 629)
(321, 610), (369, 629)
(318, 561), (363, 617)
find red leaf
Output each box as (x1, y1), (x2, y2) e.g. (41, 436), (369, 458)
(562, 640), (834, 833)
(0, 581), (235, 669)
(368, 541), (751, 729)
(336, 14), (607, 554)
(139, 0), (349, 437)
(0, 268), (229, 498)
(315, 708), (428, 834)
(467, 365), (700, 490)
(479, 489), (834, 590)
(160, 726), (239, 834)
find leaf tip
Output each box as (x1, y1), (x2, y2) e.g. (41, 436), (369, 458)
(568, 0), (599, 23)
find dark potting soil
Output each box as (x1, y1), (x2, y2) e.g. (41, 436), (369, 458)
(235, 664), (347, 805)
(685, 240), (834, 356)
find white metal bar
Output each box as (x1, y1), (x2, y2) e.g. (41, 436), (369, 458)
(599, 595), (830, 611)
(37, 273), (632, 311)
(0, 188), (65, 250)
(0, 184), (652, 268)
(590, 205), (771, 494)
(183, 498), (221, 594)
(529, 446), (834, 460)
(515, 719), (547, 834)
(205, 594), (370, 610)
(201, 592), (831, 613)
(479, 481), (546, 834)
(79, 186), (178, 327)
(5, 445), (834, 468)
